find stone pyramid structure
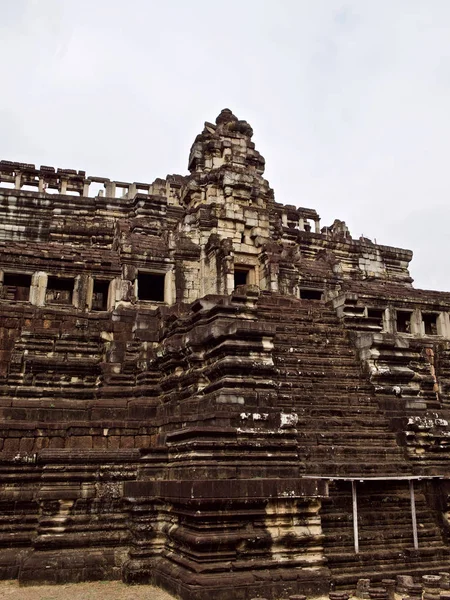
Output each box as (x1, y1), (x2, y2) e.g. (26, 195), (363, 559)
(1, 109), (450, 599)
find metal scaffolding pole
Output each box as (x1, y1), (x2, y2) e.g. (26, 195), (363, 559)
(409, 479), (418, 550)
(352, 480), (359, 553)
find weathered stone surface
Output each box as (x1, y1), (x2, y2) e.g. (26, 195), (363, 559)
(1, 110), (450, 599)
(356, 578), (371, 599)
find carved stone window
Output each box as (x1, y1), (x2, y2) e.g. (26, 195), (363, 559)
(138, 272), (165, 302)
(234, 268), (249, 288)
(92, 280), (110, 311)
(300, 288), (323, 300)
(46, 276), (74, 305)
(423, 312), (438, 336)
(2, 273), (31, 301)
(396, 310), (412, 333)
(367, 308), (384, 329)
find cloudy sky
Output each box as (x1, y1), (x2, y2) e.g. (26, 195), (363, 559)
(1, 1), (450, 290)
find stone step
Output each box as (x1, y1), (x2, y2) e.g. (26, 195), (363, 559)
(326, 545), (450, 567)
(322, 511), (442, 530)
(316, 431), (398, 444)
(302, 449), (404, 462)
(332, 562), (450, 589)
(304, 462), (410, 476)
(323, 527), (442, 545)
(275, 354), (360, 365)
(288, 406), (387, 417)
(276, 381), (376, 391)
(325, 540), (445, 557)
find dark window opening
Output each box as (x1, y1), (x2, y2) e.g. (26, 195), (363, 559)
(92, 280), (110, 311)
(396, 310), (412, 333)
(2, 273), (31, 301)
(138, 272), (165, 302)
(234, 269), (249, 288)
(46, 276), (74, 305)
(300, 288), (323, 300)
(367, 308), (384, 328)
(423, 313), (438, 336)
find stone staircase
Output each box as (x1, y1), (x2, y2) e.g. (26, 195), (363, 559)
(5, 328), (104, 402)
(321, 479), (450, 587)
(256, 294), (409, 476)
(255, 294), (450, 586)
(367, 339), (440, 410)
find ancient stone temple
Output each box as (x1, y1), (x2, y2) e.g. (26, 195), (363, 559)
(1, 109), (450, 600)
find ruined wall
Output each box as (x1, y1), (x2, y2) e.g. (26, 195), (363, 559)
(0, 109), (416, 313)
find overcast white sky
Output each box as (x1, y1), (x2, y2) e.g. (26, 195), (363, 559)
(1, 1), (450, 290)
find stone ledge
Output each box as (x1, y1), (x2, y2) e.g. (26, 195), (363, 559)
(124, 477), (328, 500)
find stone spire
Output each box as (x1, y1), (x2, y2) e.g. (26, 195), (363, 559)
(187, 108), (265, 175)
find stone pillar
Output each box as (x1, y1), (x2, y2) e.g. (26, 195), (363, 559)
(314, 219), (321, 233)
(440, 573), (450, 591)
(73, 274), (89, 310)
(269, 262), (279, 293)
(226, 273), (234, 295)
(30, 271), (47, 307)
(60, 179), (67, 195)
(127, 183), (137, 198)
(410, 308), (423, 335)
(105, 182), (116, 198)
(105, 280), (113, 311)
(122, 265), (137, 303)
(437, 312), (450, 337)
(164, 269), (173, 305)
(83, 181), (90, 197)
(109, 276), (124, 308)
(86, 276), (94, 311)
(223, 255), (234, 295)
(383, 307), (395, 334)
(396, 575), (414, 597)
(199, 247), (206, 297)
(423, 575), (441, 600)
